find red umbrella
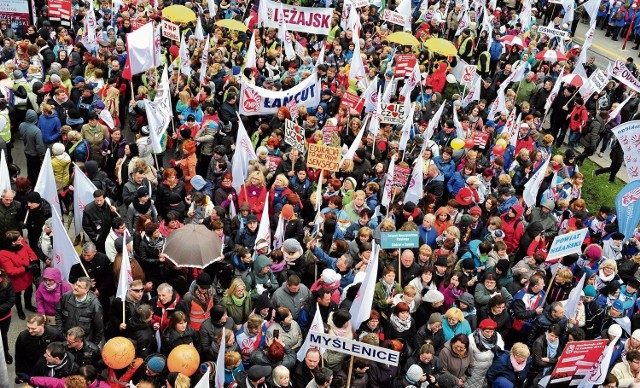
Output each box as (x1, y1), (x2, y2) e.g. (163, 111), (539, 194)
(499, 35), (524, 47)
(535, 49), (567, 62)
(561, 74), (586, 88)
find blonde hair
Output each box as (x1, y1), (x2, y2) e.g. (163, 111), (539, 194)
(272, 365), (290, 383)
(245, 171), (266, 187)
(274, 173), (289, 187)
(444, 307), (465, 322)
(444, 226), (460, 240)
(511, 342), (530, 358)
(403, 284), (417, 297)
(380, 218), (395, 232)
(341, 159), (354, 173)
(353, 190), (366, 200)
(600, 259), (617, 272)
(67, 130), (83, 142)
(178, 91), (190, 106)
(498, 174), (512, 185)
(42, 103), (53, 115)
(552, 154), (564, 164)
(556, 269), (573, 284)
(173, 373), (191, 388)
(224, 278), (247, 297)
(225, 351), (242, 368)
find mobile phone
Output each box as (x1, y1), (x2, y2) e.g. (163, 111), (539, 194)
(274, 329), (280, 338)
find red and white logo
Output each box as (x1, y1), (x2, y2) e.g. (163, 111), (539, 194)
(242, 87), (261, 113)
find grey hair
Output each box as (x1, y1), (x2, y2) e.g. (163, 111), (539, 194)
(157, 282), (173, 293)
(82, 242), (97, 253)
(67, 327), (86, 340)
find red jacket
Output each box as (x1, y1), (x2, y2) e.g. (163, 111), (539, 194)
(0, 244), (38, 292)
(569, 104), (589, 132)
(238, 185), (268, 221)
(500, 204), (525, 255)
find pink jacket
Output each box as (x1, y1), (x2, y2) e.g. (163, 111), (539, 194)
(36, 267), (73, 316)
(30, 376), (109, 388)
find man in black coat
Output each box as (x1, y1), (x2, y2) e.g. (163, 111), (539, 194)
(15, 315), (63, 378)
(64, 326), (102, 370)
(81, 189), (117, 253)
(291, 348), (321, 387)
(37, 38), (55, 70)
(28, 342), (79, 381)
(69, 242), (114, 316)
(219, 92), (239, 136)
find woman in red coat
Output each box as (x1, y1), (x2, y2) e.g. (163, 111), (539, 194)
(0, 231), (37, 320)
(238, 171), (268, 221)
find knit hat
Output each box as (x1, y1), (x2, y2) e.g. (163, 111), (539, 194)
(608, 324), (623, 338)
(423, 289), (444, 303)
(406, 365), (424, 384)
(50, 74), (61, 83)
(345, 177), (357, 190)
(428, 312), (443, 324)
(393, 301), (410, 315)
(541, 199), (555, 210)
(281, 204), (294, 219)
(136, 186), (149, 198)
(247, 365), (272, 381)
(52, 143), (65, 156)
(191, 175), (207, 191)
(434, 256), (448, 267)
(196, 272), (211, 288)
(332, 309), (351, 328)
(146, 356), (166, 373)
(459, 214), (474, 227)
(584, 244), (603, 260)
(583, 285), (596, 298)
(479, 318), (498, 330)
(321, 268), (341, 286)
(282, 238), (301, 253)
(468, 206), (482, 216)
(13, 70), (23, 79)
(246, 214), (258, 223)
(403, 202), (416, 213)
(456, 187), (474, 206)
(27, 191), (42, 204)
(496, 259), (510, 273)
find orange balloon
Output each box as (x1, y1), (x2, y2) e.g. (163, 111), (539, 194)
(167, 345), (201, 376)
(102, 337), (136, 370)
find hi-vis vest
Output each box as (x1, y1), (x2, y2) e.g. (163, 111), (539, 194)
(189, 298), (214, 331)
(0, 110), (10, 143)
(107, 358), (143, 388)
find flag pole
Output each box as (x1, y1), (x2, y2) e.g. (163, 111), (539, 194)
(122, 295), (126, 327)
(346, 356), (355, 387)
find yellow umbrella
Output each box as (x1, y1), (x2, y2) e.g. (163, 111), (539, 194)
(424, 38), (458, 57)
(214, 19), (249, 32)
(162, 5), (196, 24)
(386, 31), (420, 47)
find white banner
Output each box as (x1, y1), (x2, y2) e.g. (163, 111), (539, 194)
(308, 331), (400, 365)
(612, 120), (640, 181)
(239, 72), (321, 116)
(144, 67), (171, 154)
(546, 228), (588, 261)
(126, 22), (155, 75)
(161, 20), (180, 41)
(612, 59), (640, 93)
(538, 25), (569, 39)
(382, 9), (410, 27)
(73, 164), (98, 236)
(258, 0), (334, 34)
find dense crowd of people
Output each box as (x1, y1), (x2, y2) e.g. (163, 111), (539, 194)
(0, 0), (639, 387)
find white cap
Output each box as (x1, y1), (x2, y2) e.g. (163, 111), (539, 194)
(609, 324), (623, 338)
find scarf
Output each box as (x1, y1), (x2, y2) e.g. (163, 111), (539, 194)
(246, 185), (263, 198)
(270, 260), (287, 273)
(389, 313), (412, 333)
(45, 282), (58, 292)
(510, 354), (527, 372)
(546, 334), (559, 359)
(195, 286), (213, 306)
(146, 235), (165, 251)
(473, 329), (498, 352)
(231, 293), (247, 306)
(382, 281), (394, 298)
(47, 354), (69, 377)
(280, 322), (292, 333)
(133, 199), (152, 214)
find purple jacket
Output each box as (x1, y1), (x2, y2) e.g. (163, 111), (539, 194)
(30, 376), (109, 388)
(36, 267), (73, 316)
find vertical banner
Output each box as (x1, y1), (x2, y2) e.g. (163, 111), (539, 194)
(611, 120), (640, 181)
(616, 180), (640, 240)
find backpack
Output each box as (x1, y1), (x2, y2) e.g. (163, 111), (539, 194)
(95, 176), (118, 200)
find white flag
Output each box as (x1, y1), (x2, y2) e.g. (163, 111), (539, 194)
(73, 164), (98, 236)
(245, 31), (257, 69)
(382, 77), (396, 104)
(145, 67), (172, 154)
(509, 114), (522, 148)
(194, 364), (210, 388)
(404, 155), (424, 205)
(565, 274), (586, 322)
(582, 0), (600, 26)
(256, 196), (271, 248)
(348, 38), (367, 90)
(278, 4), (296, 61)
(349, 243), (380, 328)
(273, 216), (285, 250)
(347, 3), (361, 44)
(562, 0), (575, 24)
(207, 0), (216, 18)
(342, 115), (368, 162)
(381, 157), (396, 207)
(179, 33), (192, 77)
(487, 87), (506, 120)
(402, 60), (422, 96)
(452, 106), (465, 139)
(545, 68), (565, 110)
(116, 230), (132, 300)
(194, 16), (204, 40)
(153, 24), (162, 68)
(609, 94), (632, 120)
(0, 150), (10, 192)
(99, 109), (115, 130)
(215, 328), (226, 388)
(199, 36), (210, 86)
(398, 104), (414, 151)
(316, 44), (326, 66)
(229, 201), (237, 219)
(395, 0), (413, 31)
(424, 101), (445, 145)
(231, 115), (258, 191)
(297, 305), (326, 361)
(578, 335), (620, 387)
(523, 155), (551, 207)
(369, 89), (382, 136)
(520, 0), (531, 31)
(82, 7), (98, 51)
(126, 23), (155, 75)
(362, 79), (379, 113)
(34, 148), (61, 215)
(51, 206), (81, 281)
(462, 75), (481, 108)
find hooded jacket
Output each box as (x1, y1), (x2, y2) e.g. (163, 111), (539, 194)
(426, 62), (448, 93)
(37, 110), (62, 144)
(36, 267), (73, 316)
(244, 255), (279, 299)
(19, 109), (45, 157)
(500, 204), (525, 255)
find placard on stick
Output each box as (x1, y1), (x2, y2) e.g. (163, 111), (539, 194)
(307, 143), (341, 172)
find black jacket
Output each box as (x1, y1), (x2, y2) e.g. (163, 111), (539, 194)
(81, 201), (114, 252)
(126, 316), (156, 359)
(31, 351), (79, 379)
(67, 339), (102, 368)
(69, 252), (114, 298)
(15, 326), (63, 374)
(290, 362), (319, 388)
(55, 291), (104, 344)
(155, 181), (187, 220)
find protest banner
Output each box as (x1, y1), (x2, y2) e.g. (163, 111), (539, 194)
(616, 180), (640, 239)
(392, 164), (411, 188)
(268, 155), (282, 170)
(462, 65), (477, 85)
(382, 9), (408, 27)
(612, 120), (640, 181)
(48, 0), (72, 26)
(394, 54), (418, 77)
(538, 25), (569, 39)
(341, 92), (365, 114)
(546, 228), (588, 261)
(161, 20), (180, 41)
(0, 0), (31, 29)
(284, 119), (305, 153)
(380, 103), (406, 124)
(381, 231), (420, 249)
(308, 331), (400, 365)
(548, 340), (608, 386)
(322, 125), (339, 145)
(612, 58), (640, 93)
(589, 69), (608, 92)
(258, 0), (334, 34)
(286, 99), (299, 121)
(353, 0), (370, 8)
(239, 72), (321, 116)
(307, 144), (341, 171)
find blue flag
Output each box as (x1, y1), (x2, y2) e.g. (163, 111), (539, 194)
(615, 180), (640, 240)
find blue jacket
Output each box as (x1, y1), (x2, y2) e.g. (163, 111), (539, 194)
(461, 240), (483, 270)
(433, 156), (456, 180)
(598, 0), (610, 17)
(37, 111), (62, 144)
(497, 195), (519, 215)
(311, 246), (354, 291)
(489, 39), (503, 61)
(487, 351), (531, 387)
(418, 225), (438, 248)
(447, 171), (469, 196)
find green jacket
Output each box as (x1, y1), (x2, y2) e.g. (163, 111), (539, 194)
(515, 79), (537, 105)
(220, 293), (253, 325)
(373, 279), (402, 311)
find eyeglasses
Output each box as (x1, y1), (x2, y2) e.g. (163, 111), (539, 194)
(131, 289), (144, 293)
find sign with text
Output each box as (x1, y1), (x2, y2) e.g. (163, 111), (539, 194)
(392, 164), (411, 188)
(48, 0), (72, 26)
(284, 119), (305, 153)
(161, 20), (180, 41)
(548, 339), (608, 386)
(538, 25), (569, 39)
(322, 125), (339, 145)
(381, 231), (420, 249)
(268, 155), (282, 170)
(380, 103), (406, 124)
(612, 120), (640, 181)
(341, 92), (365, 114)
(258, 0), (334, 34)
(546, 228), (588, 261)
(395, 54), (418, 77)
(240, 72), (321, 116)
(0, 0), (31, 30)
(308, 331), (400, 365)
(612, 58), (640, 93)
(306, 143), (341, 171)
(382, 9), (409, 27)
